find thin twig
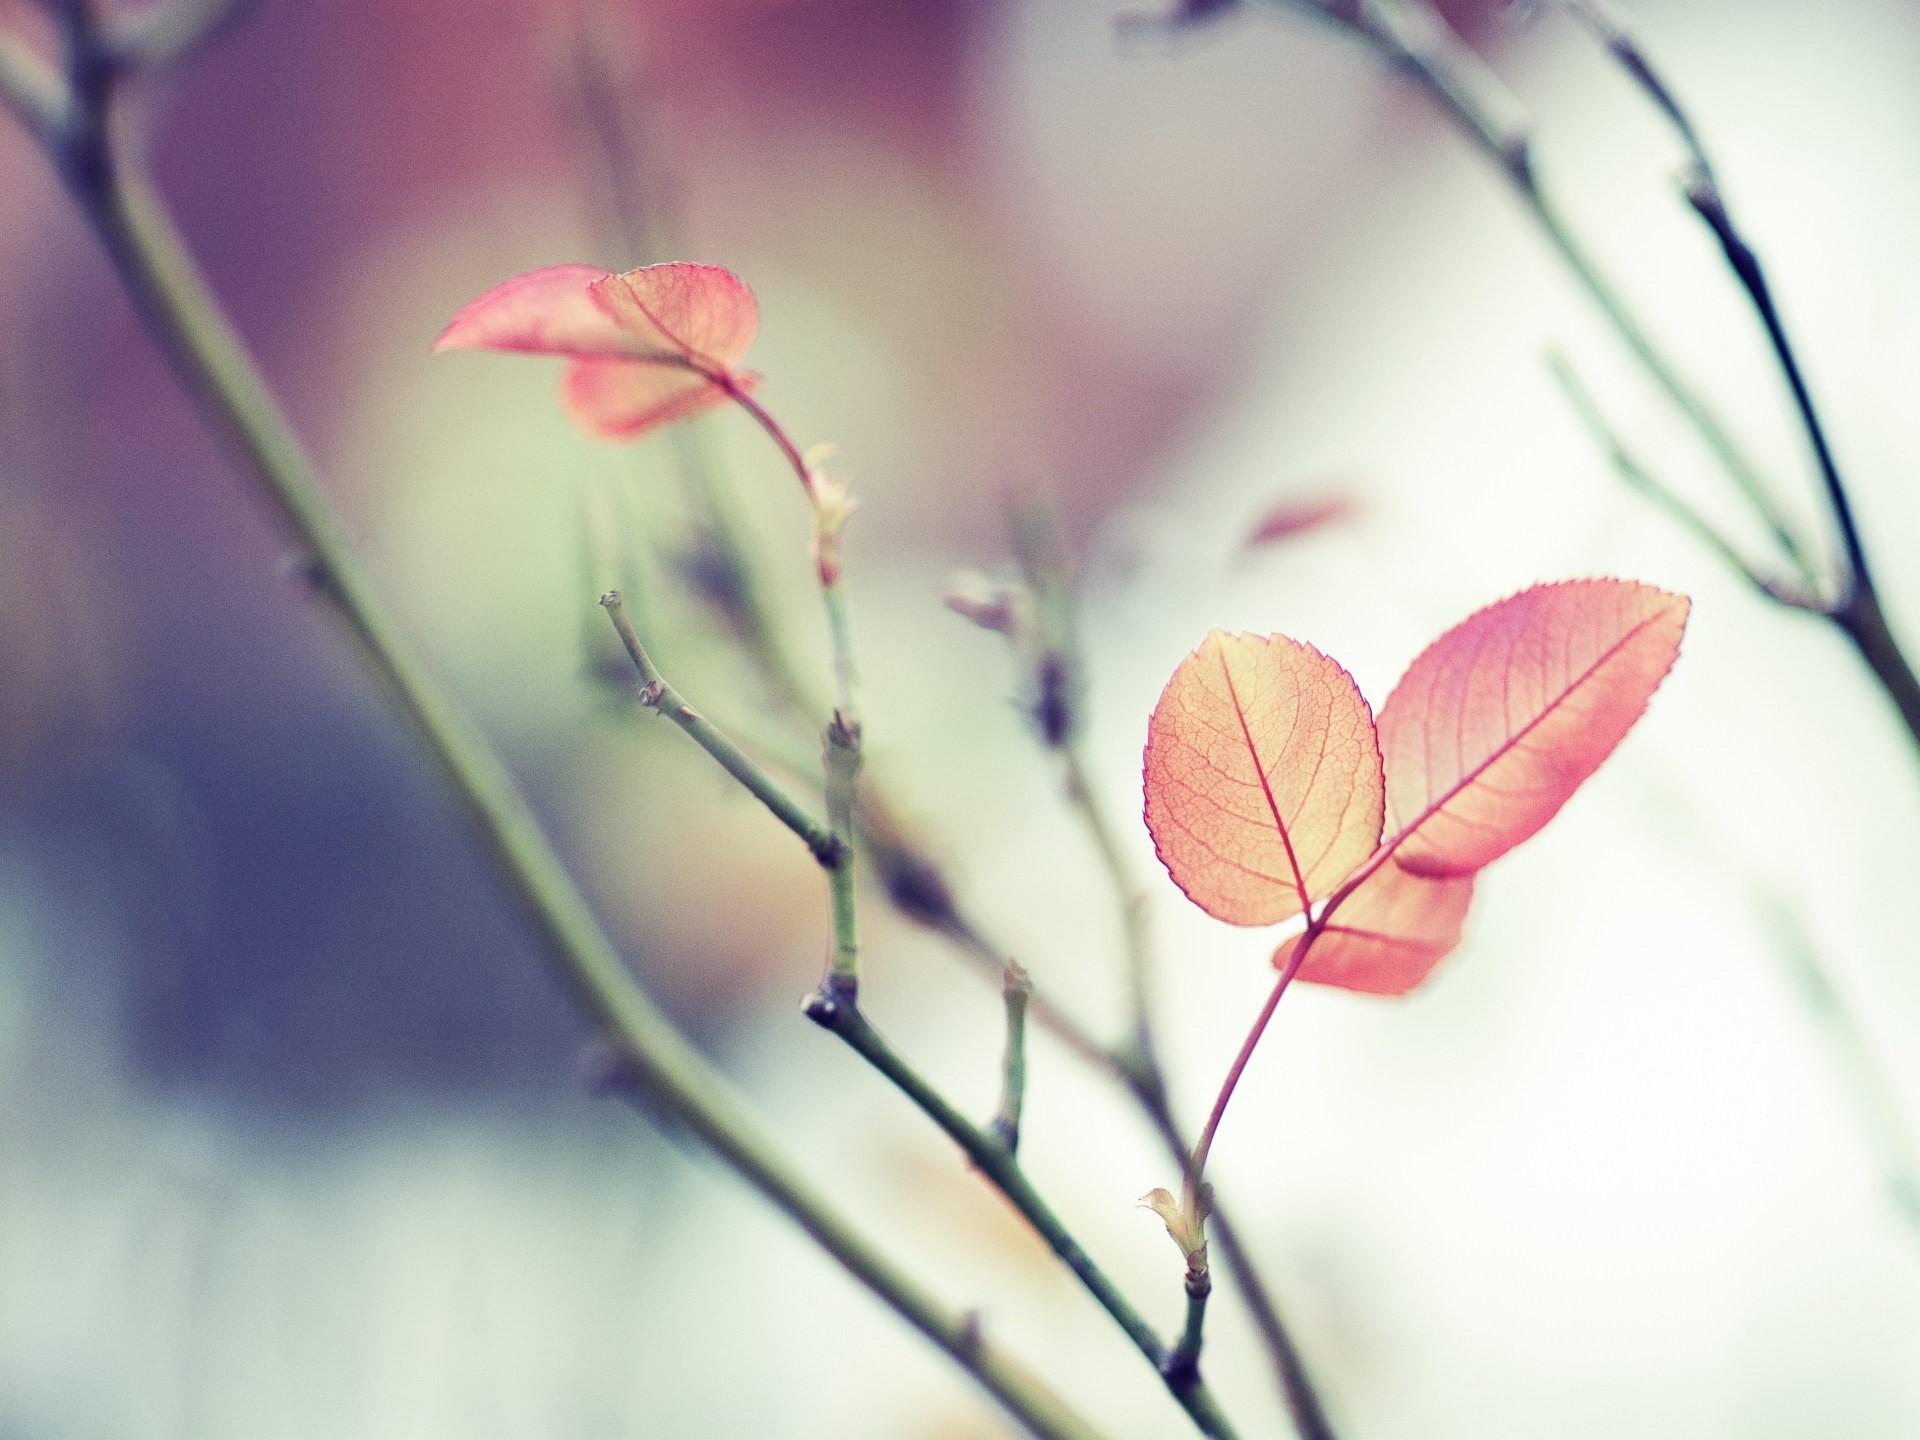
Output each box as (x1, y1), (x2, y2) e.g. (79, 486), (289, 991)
(1265, 0), (1814, 580)
(1546, 0), (1920, 752)
(1554, 0), (1862, 595)
(608, 532), (1239, 1436)
(599, 592), (842, 863)
(993, 961), (1032, 1154)
(1762, 898), (1920, 1232)
(1547, 354), (1807, 606)
(802, 984), (1244, 1440)
(992, 490), (1338, 1437)
(9, 21), (1109, 1439)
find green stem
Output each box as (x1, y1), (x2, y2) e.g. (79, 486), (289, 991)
(1131, 1085), (1339, 1440)
(802, 979), (1243, 1440)
(823, 709), (862, 982)
(26, 73), (1106, 1440)
(993, 962), (1032, 1154)
(599, 591), (842, 861)
(1163, 1267), (1213, 1397)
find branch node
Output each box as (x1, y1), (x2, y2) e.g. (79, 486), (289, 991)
(802, 971), (860, 1029)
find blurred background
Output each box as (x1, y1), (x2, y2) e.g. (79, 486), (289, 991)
(4, 0), (1920, 1435)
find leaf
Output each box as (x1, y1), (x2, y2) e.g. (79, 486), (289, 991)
(586, 264), (759, 373)
(563, 356), (757, 441)
(432, 264), (635, 358)
(1244, 492), (1356, 549)
(1144, 631), (1384, 926)
(435, 262), (761, 443)
(1378, 579), (1688, 877)
(1274, 861), (1474, 996)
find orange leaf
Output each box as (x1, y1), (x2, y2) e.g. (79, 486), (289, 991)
(435, 262), (760, 443)
(1378, 579), (1688, 877)
(1144, 631), (1384, 926)
(587, 264), (758, 374)
(1275, 862), (1473, 996)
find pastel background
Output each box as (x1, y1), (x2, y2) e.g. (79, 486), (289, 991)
(3, 1), (1918, 1436)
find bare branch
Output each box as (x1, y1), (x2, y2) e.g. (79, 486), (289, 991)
(1548, 354), (1817, 609)
(0, 27), (67, 141)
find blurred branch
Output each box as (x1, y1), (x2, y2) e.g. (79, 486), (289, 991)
(1, 18), (1119, 1440)
(1761, 895), (1920, 1235)
(0, 27), (64, 140)
(1261, 0), (1812, 580)
(105, 0), (260, 72)
(1244, 0), (1920, 760)
(1548, 0), (1920, 753)
(1548, 354), (1810, 607)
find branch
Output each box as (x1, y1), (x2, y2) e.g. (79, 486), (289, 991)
(801, 984), (1245, 1440)
(6, 38), (1110, 1440)
(0, 26), (65, 140)
(1549, 0), (1920, 748)
(1547, 354), (1812, 608)
(1265, 0), (1813, 580)
(1555, 0), (1866, 597)
(606, 453), (1240, 1437)
(599, 591), (843, 863)
(992, 961), (1032, 1154)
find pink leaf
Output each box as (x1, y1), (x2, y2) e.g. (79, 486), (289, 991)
(1245, 493), (1356, 549)
(563, 358), (755, 441)
(1144, 631), (1385, 926)
(435, 262), (761, 443)
(1275, 862), (1474, 996)
(432, 264), (635, 358)
(587, 264), (758, 373)
(1378, 579), (1688, 877)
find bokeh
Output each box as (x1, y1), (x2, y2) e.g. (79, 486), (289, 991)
(4, 0), (1920, 1436)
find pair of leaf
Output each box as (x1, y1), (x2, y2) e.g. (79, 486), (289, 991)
(1144, 580), (1688, 994)
(434, 262), (760, 441)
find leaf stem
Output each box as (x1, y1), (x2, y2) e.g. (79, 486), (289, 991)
(10, 32), (1113, 1440)
(1187, 941), (1312, 1198)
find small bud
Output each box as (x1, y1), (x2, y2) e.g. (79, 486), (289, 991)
(943, 570), (1029, 637)
(1139, 1184), (1213, 1271)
